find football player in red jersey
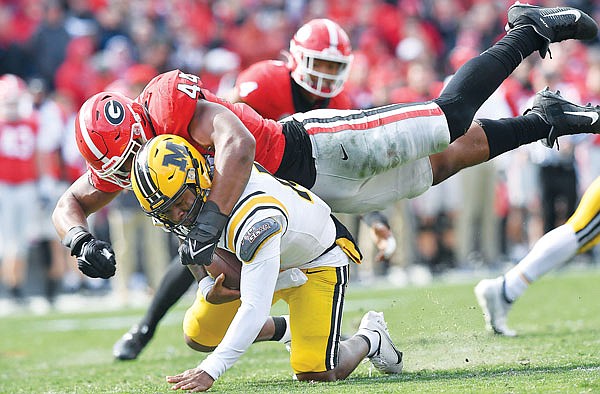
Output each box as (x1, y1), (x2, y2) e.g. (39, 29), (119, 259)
(0, 74), (40, 305)
(112, 19), (399, 361)
(55, 3), (600, 302)
(229, 18), (353, 120)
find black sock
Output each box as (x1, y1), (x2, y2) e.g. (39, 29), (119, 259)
(139, 256), (195, 334)
(9, 286), (25, 301)
(477, 113), (550, 160)
(45, 278), (60, 303)
(435, 26), (545, 142)
(270, 316), (287, 341)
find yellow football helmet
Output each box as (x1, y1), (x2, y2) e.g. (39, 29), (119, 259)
(131, 134), (212, 237)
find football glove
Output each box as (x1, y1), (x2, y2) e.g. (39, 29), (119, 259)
(178, 239), (210, 266)
(62, 226), (116, 279)
(181, 201), (228, 266)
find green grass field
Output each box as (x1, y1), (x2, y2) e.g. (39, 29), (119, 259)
(1, 266), (599, 393)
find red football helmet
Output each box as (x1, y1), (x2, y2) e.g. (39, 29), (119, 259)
(75, 91), (147, 189)
(289, 18), (353, 98)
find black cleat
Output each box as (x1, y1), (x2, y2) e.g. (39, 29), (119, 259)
(113, 324), (153, 361)
(506, 2), (598, 58)
(526, 87), (600, 148)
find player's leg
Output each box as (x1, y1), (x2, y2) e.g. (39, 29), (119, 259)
(113, 257), (194, 360)
(284, 264), (401, 382)
(431, 88), (600, 186)
(435, 3), (597, 142)
(183, 288), (289, 352)
(475, 175), (600, 336)
(283, 265), (353, 381)
(431, 3), (599, 184)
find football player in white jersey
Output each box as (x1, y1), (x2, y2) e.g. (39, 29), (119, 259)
(131, 135), (403, 391)
(475, 175), (600, 337)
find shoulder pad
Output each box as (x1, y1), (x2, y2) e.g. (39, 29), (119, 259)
(239, 217), (281, 262)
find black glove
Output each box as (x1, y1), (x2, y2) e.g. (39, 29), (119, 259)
(62, 226), (116, 279)
(180, 201), (228, 266)
(178, 240), (204, 266)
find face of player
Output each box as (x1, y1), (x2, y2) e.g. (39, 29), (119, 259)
(162, 188), (202, 229)
(308, 58), (344, 93)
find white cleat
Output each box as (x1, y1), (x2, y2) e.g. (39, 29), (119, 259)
(474, 277), (517, 337)
(358, 311), (403, 374)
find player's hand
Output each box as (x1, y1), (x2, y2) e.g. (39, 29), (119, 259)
(167, 367), (215, 392)
(183, 201), (228, 265)
(62, 226), (116, 279)
(77, 239), (117, 278)
(205, 273), (240, 304)
(179, 239), (207, 265)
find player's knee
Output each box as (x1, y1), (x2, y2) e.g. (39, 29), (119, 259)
(183, 334), (216, 353)
(434, 96), (475, 140)
(295, 370), (337, 382)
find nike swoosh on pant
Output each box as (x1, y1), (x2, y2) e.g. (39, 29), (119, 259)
(340, 144), (349, 160)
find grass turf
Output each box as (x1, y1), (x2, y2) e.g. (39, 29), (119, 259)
(1, 266), (599, 393)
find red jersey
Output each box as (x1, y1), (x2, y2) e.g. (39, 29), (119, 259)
(90, 70), (286, 192)
(235, 60), (352, 120)
(0, 116), (39, 184)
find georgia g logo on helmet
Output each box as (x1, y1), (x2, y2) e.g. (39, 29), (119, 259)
(104, 100), (125, 125)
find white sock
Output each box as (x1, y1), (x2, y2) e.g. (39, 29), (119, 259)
(356, 328), (380, 357)
(504, 224), (578, 301)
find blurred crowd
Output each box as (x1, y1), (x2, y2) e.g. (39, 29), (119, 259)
(1, 0), (600, 313)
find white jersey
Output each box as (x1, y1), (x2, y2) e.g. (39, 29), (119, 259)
(200, 162), (347, 380)
(220, 162), (337, 269)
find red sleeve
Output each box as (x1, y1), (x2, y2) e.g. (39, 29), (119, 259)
(138, 70), (200, 142)
(235, 61), (294, 120)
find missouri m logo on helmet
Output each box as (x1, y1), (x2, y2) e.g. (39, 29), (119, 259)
(104, 100), (125, 125)
(163, 141), (191, 171)
(131, 135), (212, 237)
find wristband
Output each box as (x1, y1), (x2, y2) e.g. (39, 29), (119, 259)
(62, 226), (93, 256)
(199, 275), (216, 300)
(189, 201), (228, 238)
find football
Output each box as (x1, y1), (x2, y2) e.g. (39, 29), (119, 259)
(206, 248), (242, 290)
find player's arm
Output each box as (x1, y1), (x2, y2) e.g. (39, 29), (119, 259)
(52, 173), (120, 279)
(186, 262), (241, 304)
(169, 218), (282, 391)
(179, 100), (255, 266)
(189, 99), (255, 215)
(52, 174), (119, 238)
